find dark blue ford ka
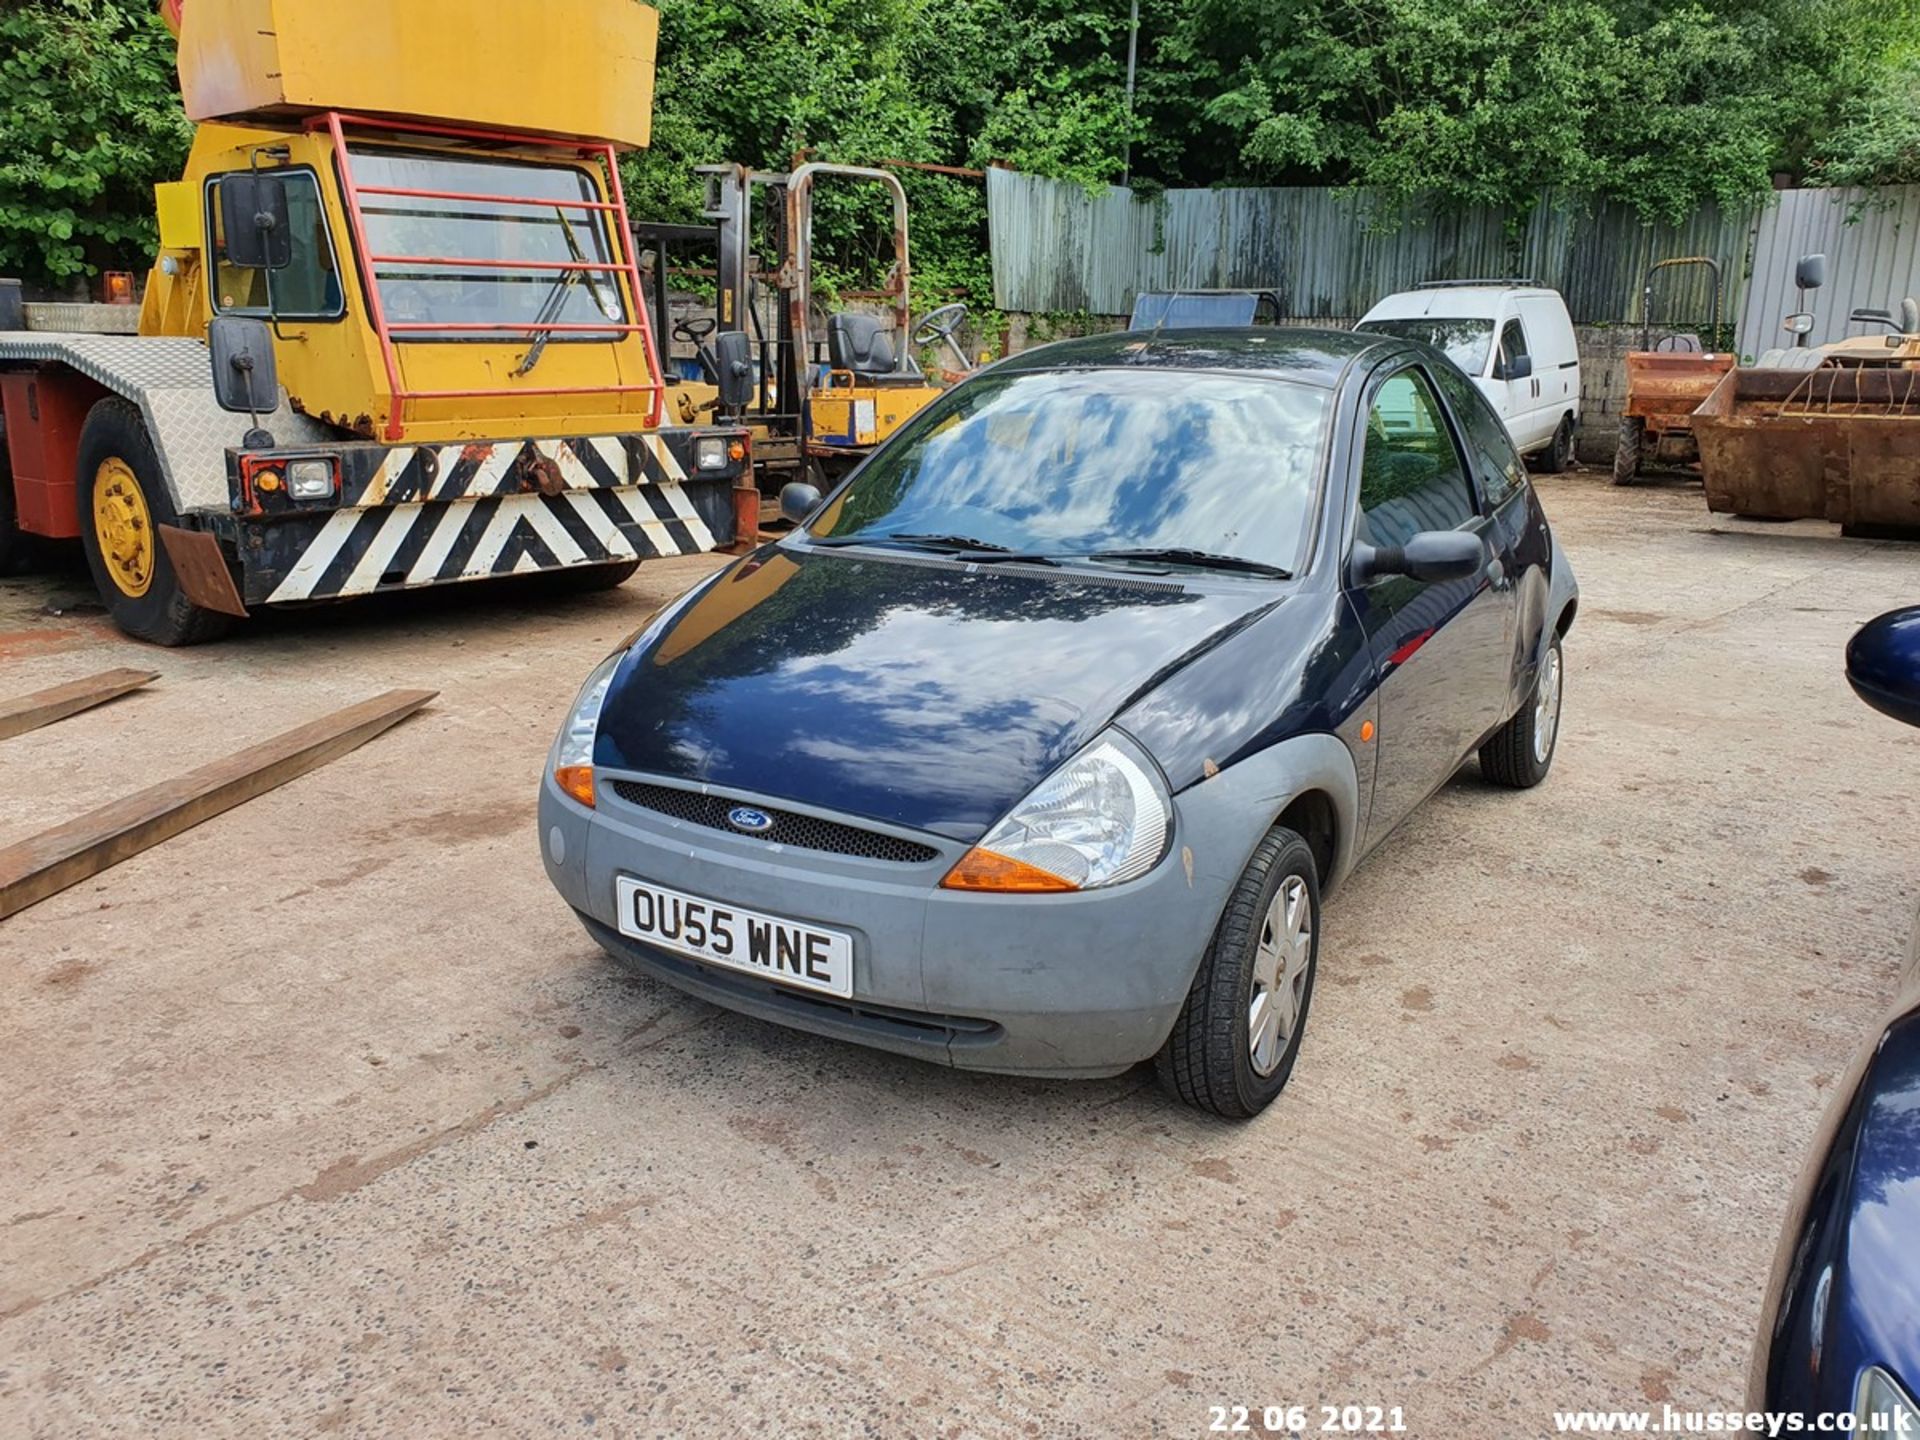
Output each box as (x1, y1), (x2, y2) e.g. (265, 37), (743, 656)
(539, 329), (1578, 1117)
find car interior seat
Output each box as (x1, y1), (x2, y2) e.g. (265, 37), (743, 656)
(827, 312), (924, 383)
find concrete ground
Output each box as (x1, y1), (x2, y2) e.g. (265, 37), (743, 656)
(3, 473), (1918, 1438)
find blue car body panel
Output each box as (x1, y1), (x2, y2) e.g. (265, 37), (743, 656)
(1754, 604), (1920, 1420)
(1754, 998), (1920, 1417)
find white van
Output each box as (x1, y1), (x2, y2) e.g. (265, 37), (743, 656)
(1355, 281), (1582, 471)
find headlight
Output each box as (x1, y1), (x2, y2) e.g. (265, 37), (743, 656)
(550, 651), (623, 808)
(286, 457), (337, 500)
(693, 436), (729, 471)
(942, 731), (1170, 893)
(1857, 1367), (1920, 1435)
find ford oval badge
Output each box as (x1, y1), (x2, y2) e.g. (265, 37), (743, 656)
(727, 806), (774, 835)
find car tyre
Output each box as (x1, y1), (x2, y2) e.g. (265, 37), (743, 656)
(1536, 415), (1575, 474)
(1612, 417), (1644, 485)
(1156, 826), (1320, 1119)
(1480, 632), (1564, 788)
(76, 397), (232, 646)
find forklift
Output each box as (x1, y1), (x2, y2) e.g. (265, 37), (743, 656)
(657, 162), (974, 496)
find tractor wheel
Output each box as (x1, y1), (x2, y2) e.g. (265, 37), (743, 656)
(75, 397), (232, 646)
(1612, 417), (1645, 486)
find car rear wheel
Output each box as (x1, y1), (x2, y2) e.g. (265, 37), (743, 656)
(76, 397), (232, 646)
(1480, 632), (1563, 788)
(1156, 827), (1320, 1119)
(1612, 417), (1644, 485)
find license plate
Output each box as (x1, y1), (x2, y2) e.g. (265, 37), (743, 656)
(615, 877), (854, 998)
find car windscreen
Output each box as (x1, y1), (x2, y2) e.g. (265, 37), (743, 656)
(804, 368), (1331, 573)
(347, 147), (626, 341)
(1355, 317), (1494, 376)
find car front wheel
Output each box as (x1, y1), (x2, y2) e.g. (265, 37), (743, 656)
(1480, 632), (1564, 788)
(1156, 826), (1320, 1119)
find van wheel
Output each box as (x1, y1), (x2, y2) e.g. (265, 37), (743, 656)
(1612, 418), (1644, 485)
(1156, 827), (1320, 1119)
(1535, 415), (1574, 473)
(76, 398), (232, 646)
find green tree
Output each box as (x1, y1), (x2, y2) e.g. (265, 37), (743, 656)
(0, 0), (191, 289)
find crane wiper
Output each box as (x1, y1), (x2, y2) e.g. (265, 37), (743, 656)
(512, 207), (618, 379)
(1080, 547), (1293, 579)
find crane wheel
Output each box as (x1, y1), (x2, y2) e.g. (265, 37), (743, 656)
(76, 398), (232, 646)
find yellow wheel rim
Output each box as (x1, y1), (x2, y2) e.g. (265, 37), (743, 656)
(92, 457), (155, 599)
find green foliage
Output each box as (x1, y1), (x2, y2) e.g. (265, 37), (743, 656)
(1171, 0), (1920, 223)
(0, 0), (191, 287)
(6, 0), (1920, 300)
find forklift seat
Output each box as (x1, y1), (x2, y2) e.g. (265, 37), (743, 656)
(826, 312), (923, 383)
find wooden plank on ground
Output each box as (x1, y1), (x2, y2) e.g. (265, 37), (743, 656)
(0, 668), (160, 742)
(0, 688), (436, 921)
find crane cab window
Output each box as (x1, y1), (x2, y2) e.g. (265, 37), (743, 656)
(205, 169), (345, 321)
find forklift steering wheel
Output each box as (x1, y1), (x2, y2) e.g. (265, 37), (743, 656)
(673, 316), (717, 343)
(912, 303), (968, 346)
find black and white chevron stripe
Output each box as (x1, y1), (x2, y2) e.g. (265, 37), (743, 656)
(340, 433), (697, 507)
(266, 492), (716, 606)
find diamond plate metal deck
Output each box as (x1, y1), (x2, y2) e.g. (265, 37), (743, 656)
(0, 332), (329, 513)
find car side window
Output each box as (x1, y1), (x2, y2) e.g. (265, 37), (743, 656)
(1356, 368), (1479, 550)
(1429, 361), (1528, 510)
(206, 170), (345, 321)
(1498, 318), (1529, 371)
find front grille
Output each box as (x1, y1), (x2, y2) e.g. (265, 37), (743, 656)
(608, 780), (940, 864)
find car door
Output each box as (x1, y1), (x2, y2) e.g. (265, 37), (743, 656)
(1430, 358), (1538, 709)
(1347, 363), (1511, 846)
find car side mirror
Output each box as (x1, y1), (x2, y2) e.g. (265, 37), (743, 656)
(712, 329), (754, 411)
(1847, 606), (1920, 729)
(1494, 353), (1532, 381)
(1795, 254), (1827, 291)
(207, 316), (279, 418)
(1354, 529), (1482, 585)
(780, 481), (823, 525)
(220, 172), (292, 270)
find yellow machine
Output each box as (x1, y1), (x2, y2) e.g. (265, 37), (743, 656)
(0, 0), (752, 644)
(694, 162), (974, 489)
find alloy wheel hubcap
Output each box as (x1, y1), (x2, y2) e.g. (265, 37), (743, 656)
(1248, 875), (1312, 1077)
(92, 458), (154, 599)
(1533, 644), (1562, 765)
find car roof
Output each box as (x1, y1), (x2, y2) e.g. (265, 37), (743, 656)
(991, 326), (1397, 388)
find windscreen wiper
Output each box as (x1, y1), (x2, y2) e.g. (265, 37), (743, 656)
(1080, 547), (1294, 579)
(513, 207), (615, 379)
(807, 533), (1059, 564)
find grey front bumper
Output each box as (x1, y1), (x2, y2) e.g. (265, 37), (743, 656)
(538, 771), (1262, 1078)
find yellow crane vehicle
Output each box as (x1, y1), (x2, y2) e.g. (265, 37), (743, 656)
(670, 161), (974, 492)
(0, 0), (754, 644)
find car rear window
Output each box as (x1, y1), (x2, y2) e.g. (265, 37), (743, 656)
(1355, 317), (1494, 376)
(805, 367), (1333, 575)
